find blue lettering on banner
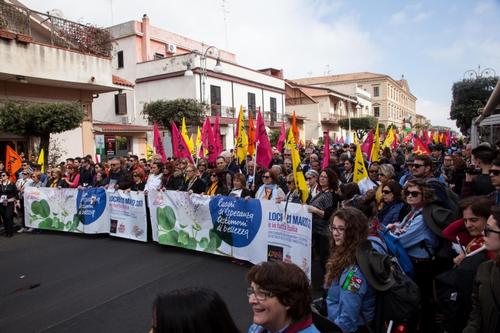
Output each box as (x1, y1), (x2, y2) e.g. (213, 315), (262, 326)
(76, 188), (107, 225)
(267, 211), (312, 229)
(209, 196), (262, 248)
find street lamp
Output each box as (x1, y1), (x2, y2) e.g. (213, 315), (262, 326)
(463, 65), (496, 80)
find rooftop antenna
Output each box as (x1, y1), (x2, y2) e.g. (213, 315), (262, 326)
(221, 0), (229, 49)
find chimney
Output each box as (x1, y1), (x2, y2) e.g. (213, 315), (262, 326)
(141, 14), (151, 62)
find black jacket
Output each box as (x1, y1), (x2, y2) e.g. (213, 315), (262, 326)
(181, 177), (206, 194)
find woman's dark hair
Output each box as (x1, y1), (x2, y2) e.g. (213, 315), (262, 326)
(321, 168), (339, 191)
(232, 173), (247, 189)
(263, 169), (279, 184)
(325, 207), (369, 285)
(246, 261), (312, 322)
(152, 287), (239, 333)
(163, 161), (176, 174)
(403, 179), (435, 205)
(459, 196), (494, 218)
(339, 182), (360, 200)
(382, 179), (403, 201)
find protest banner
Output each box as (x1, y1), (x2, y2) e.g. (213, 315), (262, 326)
(24, 187), (109, 234)
(107, 190), (147, 242)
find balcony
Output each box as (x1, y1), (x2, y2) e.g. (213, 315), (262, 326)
(206, 104), (236, 118)
(0, 1), (111, 57)
(320, 113), (342, 124)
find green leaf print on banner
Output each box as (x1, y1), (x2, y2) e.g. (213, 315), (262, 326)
(38, 217), (53, 229)
(199, 237), (209, 250)
(177, 230), (190, 246)
(158, 230), (179, 245)
(157, 206), (176, 230)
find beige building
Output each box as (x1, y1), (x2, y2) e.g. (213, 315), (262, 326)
(285, 81), (358, 143)
(293, 72), (417, 128)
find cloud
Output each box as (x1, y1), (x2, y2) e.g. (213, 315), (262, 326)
(417, 99), (458, 131)
(390, 2), (432, 25)
(474, 0), (497, 14)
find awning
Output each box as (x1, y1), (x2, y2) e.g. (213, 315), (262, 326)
(93, 123), (152, 133)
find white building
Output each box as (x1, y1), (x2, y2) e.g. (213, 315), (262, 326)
(92, 15), (285, 159)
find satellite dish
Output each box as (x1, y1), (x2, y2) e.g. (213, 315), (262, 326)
(48, 9), (64, 18)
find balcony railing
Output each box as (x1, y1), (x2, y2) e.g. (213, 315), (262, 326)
(205, 105), (285, 122)
(0, 1), (112, 57)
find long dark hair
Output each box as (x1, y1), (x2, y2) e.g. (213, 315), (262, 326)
(152, 287), (240, 333)
(325, 207), (369, 285)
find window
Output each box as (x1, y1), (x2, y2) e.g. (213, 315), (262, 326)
(117, 51), (124, 68)
(270, 97), (277, 121)
(210, 85), (221, 116)
(373, 86), (380, 97)
(248, 93), (256, 117)
(114, 93), (127, 115)
(374, 106), (380, 117)
(154, 52), (165, 60)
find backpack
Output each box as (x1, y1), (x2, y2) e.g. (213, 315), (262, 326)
(426, 177), (460, 219)
(379, 229), (414, 277)
(356, 240), (421, 333)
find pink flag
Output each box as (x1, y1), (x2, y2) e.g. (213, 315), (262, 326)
(422, 130), (430, 146)
(213, 114), (223, 156)
(322, 131), (330, 170)
(339, 136), (345, 144)
(334, 135), (338, 145)
(276, 121), (286, 152)
(361, 130), (374, 160)
(153, 122), (167, 163)
(256, 111), (272, 168)
(202, 117), (217, 165)
(171, 122), (194, 163)
(402, 132), (414, 144)
(445, 130), (451, 147)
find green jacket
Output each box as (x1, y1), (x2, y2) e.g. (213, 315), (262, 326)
(463, 260), (500, 333)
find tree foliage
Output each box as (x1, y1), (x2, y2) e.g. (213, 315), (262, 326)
(0, 102), (85, 168)
(450, 76), (498, 134)
(338, 116), (378, 140)
(269, 129), (281, 147)
(142, 98), (205, 128)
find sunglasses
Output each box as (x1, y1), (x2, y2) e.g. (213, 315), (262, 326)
(404, 190), (421, 197)
(382, 190), (392, 195)
(210, 174), (217, 177)
(286, 181), (294, 185)
(369, 170), (378, 174)
(263, 175), (271, 179)
(411, 164), (425, 169)
(489, 169), (500, 176)
(484, 227), (500, 237)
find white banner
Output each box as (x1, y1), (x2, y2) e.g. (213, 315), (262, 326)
(108, 190), (147, 242)
(24, 187), (110, 234)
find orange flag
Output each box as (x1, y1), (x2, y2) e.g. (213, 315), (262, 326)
(292, 111), (299, 144)
(248, 112), (256, 156)
(5, 145), (22, 182)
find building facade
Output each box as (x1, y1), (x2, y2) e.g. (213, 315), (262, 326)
(92, 15), (285, 159)
(293, 72), (417, 128)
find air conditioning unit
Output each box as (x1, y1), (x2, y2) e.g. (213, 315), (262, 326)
(121, 116), (132, 124)
(166, 43), (177, 54)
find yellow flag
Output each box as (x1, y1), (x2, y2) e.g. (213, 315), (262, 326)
(236, 106), (248, 163)
(37, 148), (45, 173)
(433, 131), (439, 144)
(146, 143), (154, 160)
(353, 142), (368, 183)
(382, 127), (395, 149)
(181, 117), (194, 156)
(188, 134), (195, 155)
(287, 129), (309, 203)
(371, 124), (380, 162)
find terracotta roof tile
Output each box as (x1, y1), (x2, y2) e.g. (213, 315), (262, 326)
(112, 75), (134, 87)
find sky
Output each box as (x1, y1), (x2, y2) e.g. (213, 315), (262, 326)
(22, 0), (500, 130)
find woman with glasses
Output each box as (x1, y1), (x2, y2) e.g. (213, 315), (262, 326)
(308, 169), (340, 277)
(375, 163), (396, 209)
(386, 178), (439, 333)
(377, 179), (409, 226)
(47, 168), (65, 188)
(254, 169), (285, 201)
(325, 207), (376, 333)
(129, 170), (146, 191)
(205, 170), (229, 196)
(463, 206), (500, 333)
(0, 172), (18, 237)
(279, 173), (301, 205)
(436, 196), (495, 333)
(247, 261), (320, 333)
(305, 170), (320, 200)
(149, 287), (240, 333)
(161, 161), (184, 191)
(196, 158), (211, 187)
(229, 173), (252, 198)
(340, 159), (354, 184)
(181, 164), (206, 194)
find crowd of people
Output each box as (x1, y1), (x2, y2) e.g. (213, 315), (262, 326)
(1, 138), (500, 333)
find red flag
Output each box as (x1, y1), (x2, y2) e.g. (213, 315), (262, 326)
(361, 130), (374, 160)
(5, 145), (22, 182)
(413, 136), (431, 155)
(248, 112), (256, 156)
(402, 132), (413, 143)
(171, 122), (194, 163)
(255, 110), (272, 168)
(291, 111), (299, 144)
(153, 122), (167, 163)
(322, 131), (330, 170)
(213, 114), (223, 156)
(276, 122), (286, 152)
(439, 132), (447, 145)
(334, 135), (338, 145)
(445, 130), (451, 147)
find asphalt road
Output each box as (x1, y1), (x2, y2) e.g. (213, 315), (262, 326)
(0, 231), (254, 333)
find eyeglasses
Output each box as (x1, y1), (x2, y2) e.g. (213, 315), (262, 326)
(263, 175), (271, 179)
(404, 190), (421, 197)
(286, 181), (294, 185)
(210, 174), (217, 177)
(329, 225), (346, 233)
(246, 287), (273, 301)
(411, 164), (425, 169)
(110, 163), (118, 166)
(22, 173), (28, 175)
(484, 227), (500, 237)
(199, 164), (207, 167)
(489, 169), (500, 176)
(382, 190), (392, 195)
(369, 170), (378, 174)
